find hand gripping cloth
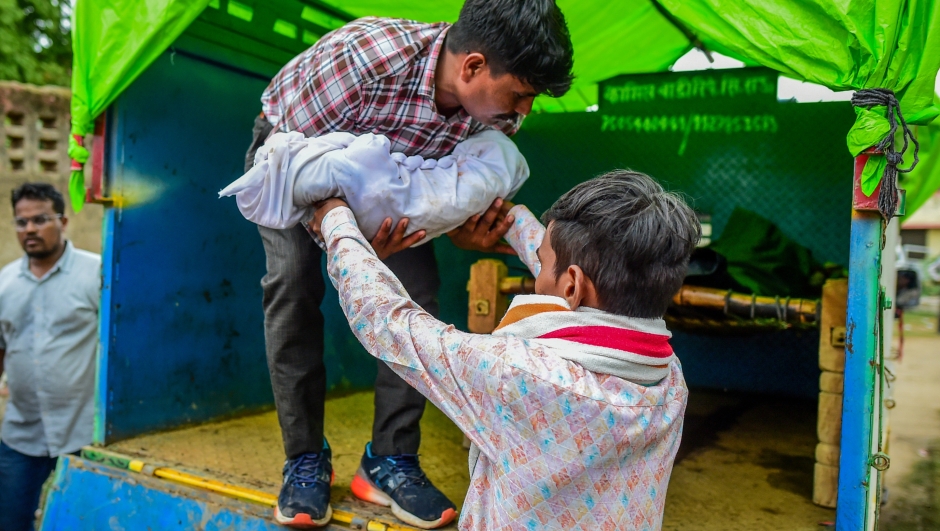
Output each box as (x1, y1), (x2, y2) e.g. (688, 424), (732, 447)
(219, 129), (529, 246)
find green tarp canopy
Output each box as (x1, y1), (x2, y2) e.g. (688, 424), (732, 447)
(69, 0), (940, 214)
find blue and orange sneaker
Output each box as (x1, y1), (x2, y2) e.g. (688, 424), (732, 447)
(274, 441), (335, 528)
(351, 443), (457, 529)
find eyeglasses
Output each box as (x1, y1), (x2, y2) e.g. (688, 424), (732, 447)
(14, 214), (62, 231)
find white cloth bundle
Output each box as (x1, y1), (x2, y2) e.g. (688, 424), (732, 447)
(219, 129), (529, 246)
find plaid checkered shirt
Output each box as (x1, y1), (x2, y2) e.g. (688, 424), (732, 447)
(261, 17), (521, 159)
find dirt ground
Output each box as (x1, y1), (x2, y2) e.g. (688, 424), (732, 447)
(879, 296), (940, 530)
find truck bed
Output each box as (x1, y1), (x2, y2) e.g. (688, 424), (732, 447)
(92, 389), (836, 530)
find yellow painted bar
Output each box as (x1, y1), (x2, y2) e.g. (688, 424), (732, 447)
(80, 446), (421, 531)
(152, 467), (278, 506)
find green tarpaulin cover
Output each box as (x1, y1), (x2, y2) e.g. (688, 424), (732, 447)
(68, 0), (211, 211)
(69, 0), (940, 213)
(905, 119), (940, 215)
(661, 0), (940, 202)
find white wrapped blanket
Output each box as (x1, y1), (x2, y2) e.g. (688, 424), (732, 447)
(219, 129), (529, 245)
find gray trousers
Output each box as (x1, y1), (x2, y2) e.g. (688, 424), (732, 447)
(248, 116), (435, 458)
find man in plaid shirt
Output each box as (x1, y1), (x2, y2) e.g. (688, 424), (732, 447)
(244, 0), (573, 527)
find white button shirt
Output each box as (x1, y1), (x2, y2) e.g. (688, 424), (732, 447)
(0, 241), (100, 456)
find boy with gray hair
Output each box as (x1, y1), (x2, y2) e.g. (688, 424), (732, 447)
(308, 170), (700, 530)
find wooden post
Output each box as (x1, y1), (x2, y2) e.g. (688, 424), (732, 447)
(814, 278), (848, 508)
(467, 259), (510, 334)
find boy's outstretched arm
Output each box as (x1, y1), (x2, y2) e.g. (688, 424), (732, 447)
(502, 203), (546, 277)
(312, 201), (533, 461)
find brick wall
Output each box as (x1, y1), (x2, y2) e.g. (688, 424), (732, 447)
(0, 81), (102, 266)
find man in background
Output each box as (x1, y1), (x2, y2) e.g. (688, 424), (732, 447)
(0, 183), (100, 531)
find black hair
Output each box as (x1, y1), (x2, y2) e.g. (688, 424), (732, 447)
(446, 0), (574, 97)
(542, 170), (701, 318)
(11, 182), (66, 215)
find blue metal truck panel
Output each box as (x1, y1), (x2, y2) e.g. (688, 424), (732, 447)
(97, 49), (274, 441)
(41, 456), (295, 531)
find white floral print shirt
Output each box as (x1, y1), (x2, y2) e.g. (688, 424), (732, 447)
(321, 205), (687, 531)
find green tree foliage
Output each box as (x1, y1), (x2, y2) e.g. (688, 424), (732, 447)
(0, 0), (71, 86)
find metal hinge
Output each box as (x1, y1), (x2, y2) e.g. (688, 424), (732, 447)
(830, 326), (846, 348)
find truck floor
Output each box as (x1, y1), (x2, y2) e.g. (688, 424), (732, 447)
(105, 387), (835, 530)
(108, 391), (467, 529)
(108, 391), (835, 531)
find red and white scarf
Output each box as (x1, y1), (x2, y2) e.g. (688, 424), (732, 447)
(493, 295), (675, 385)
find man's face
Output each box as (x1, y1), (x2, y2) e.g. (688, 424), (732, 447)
(458, 60), (537, 128)
(14, 198), (66, 259)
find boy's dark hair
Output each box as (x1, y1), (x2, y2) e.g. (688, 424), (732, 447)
(446, 0), (574, 97)
(542, 170), (701, 318)
(11, 182), (66, 215)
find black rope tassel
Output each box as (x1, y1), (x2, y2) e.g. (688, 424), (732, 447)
(851, 88), (920, 220)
